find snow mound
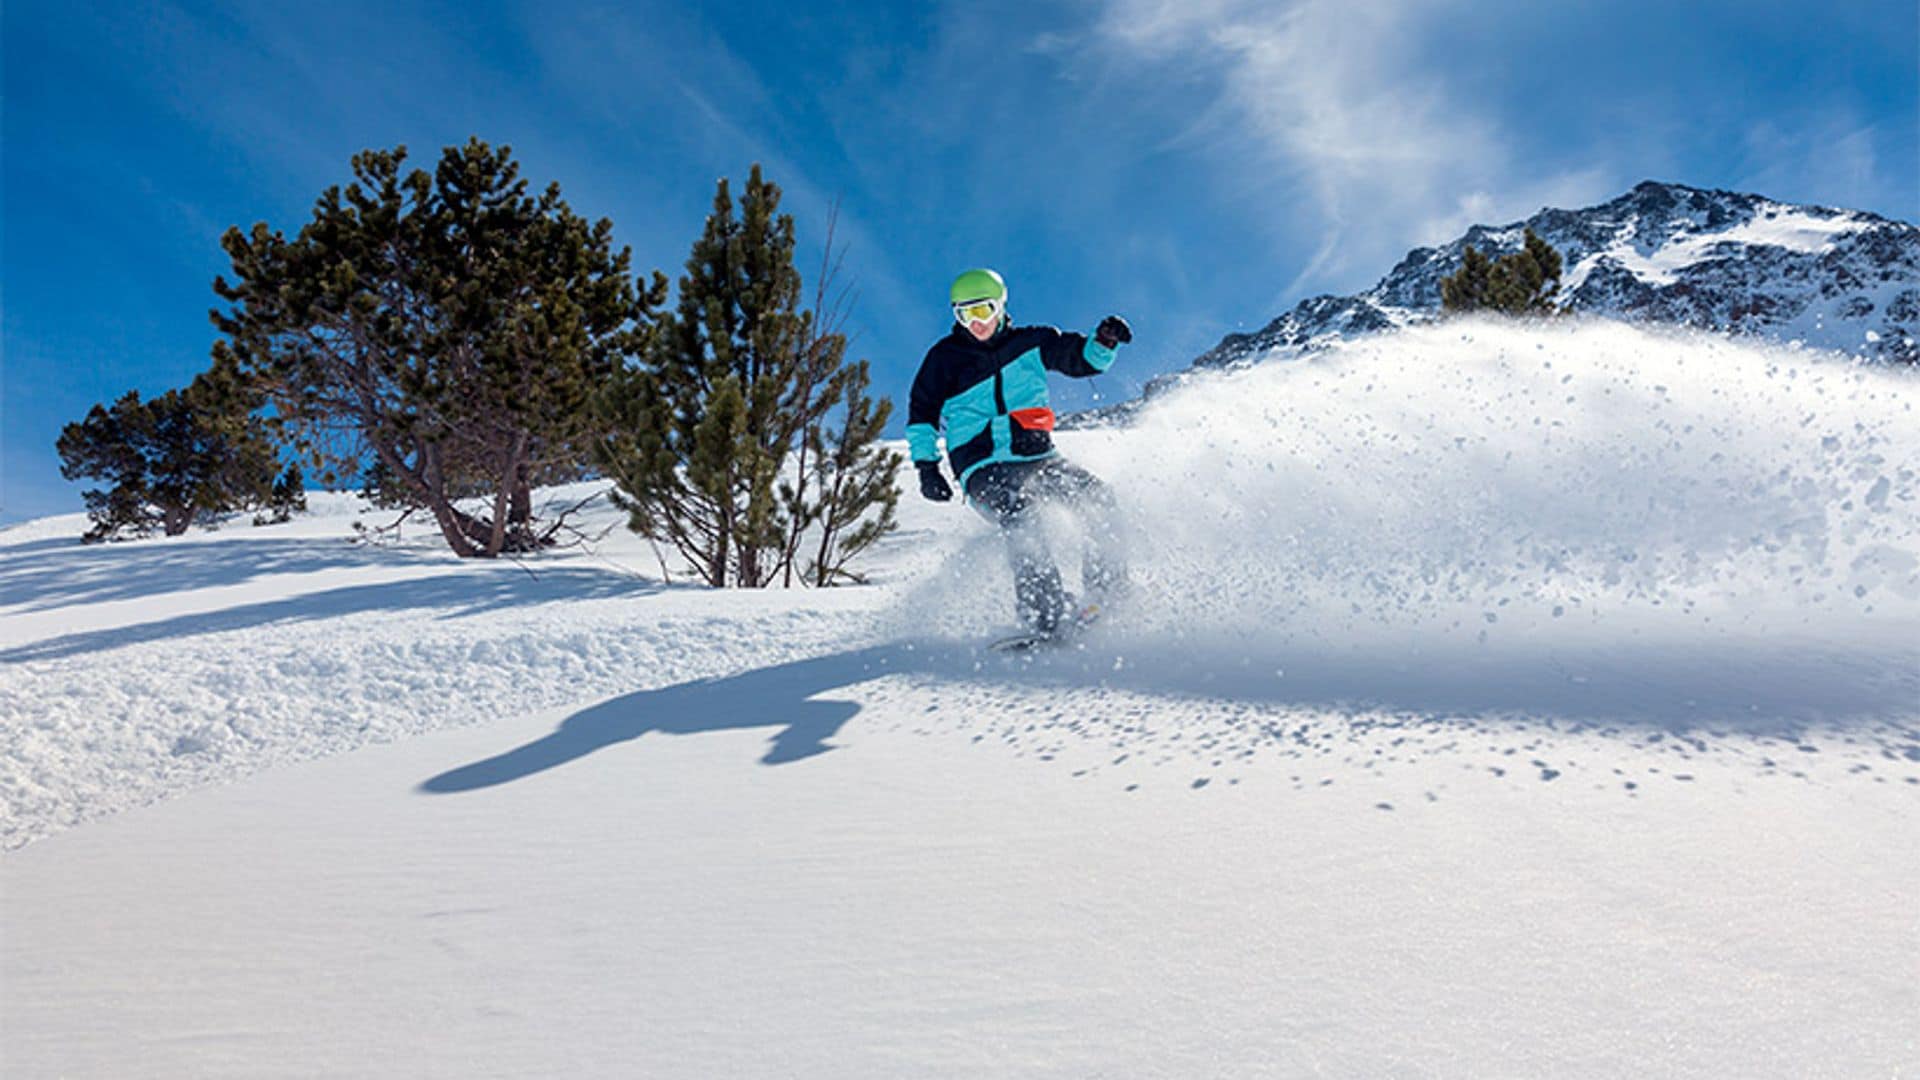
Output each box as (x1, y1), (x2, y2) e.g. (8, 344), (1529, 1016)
(907, 317), (1920, 726)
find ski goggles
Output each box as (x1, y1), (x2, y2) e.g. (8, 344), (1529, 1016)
(953, 297), (1003, 326)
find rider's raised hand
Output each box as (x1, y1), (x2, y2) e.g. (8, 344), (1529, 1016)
(1095, 315), (1132, 348)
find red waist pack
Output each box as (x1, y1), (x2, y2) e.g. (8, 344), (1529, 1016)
(1009, 407), (1055, 431)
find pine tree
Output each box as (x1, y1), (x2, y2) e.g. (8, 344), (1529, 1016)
(256, 465), (308, 525)
(1441, 228), (1564, 316)
(1440, 245), (1495, 312)
(56, 392), (151, 541)
(595, 169), (897, 587)
(56, 358), (282, 541)
(801, 359), (900, 586)
(211, 139), (661, 557)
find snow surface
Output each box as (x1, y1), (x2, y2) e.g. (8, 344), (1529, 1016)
(3, 318), (1917, 1077)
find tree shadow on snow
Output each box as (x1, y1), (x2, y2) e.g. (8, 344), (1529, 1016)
(0, 564), (661, 664)
(0, 534), (444, 612)
(418, 645), (934, 794)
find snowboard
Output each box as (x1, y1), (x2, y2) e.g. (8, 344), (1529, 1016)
(987, 601), (1106, 654)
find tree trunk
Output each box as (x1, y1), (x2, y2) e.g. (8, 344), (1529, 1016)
(509, 461), (532, 525)
(711, 492), (732, 587)
(484, 433), (528, 557)
(810, 472), (845, 588)
(403, 438), (482, 558)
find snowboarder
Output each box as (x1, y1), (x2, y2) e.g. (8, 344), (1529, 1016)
(907, 267), (1133, 643)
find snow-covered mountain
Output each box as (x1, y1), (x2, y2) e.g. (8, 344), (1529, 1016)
(1105, 182), (1917, 417)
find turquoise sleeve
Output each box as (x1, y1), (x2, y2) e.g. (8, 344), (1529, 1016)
(906, 422), (940, 462)
(1082, 339), (1116, 373)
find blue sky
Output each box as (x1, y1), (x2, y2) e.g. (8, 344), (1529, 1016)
(4, 0), (1915, 523)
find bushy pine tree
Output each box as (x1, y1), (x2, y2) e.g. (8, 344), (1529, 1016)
(212, 139), (662, 557)
(255, 464), (308, 525)
(57, 393), (152, 540)
(595, 169), (898, 587)
(1441, 228), (1564, 316)
(1440, 246), (1494, 312)
(56, 357), (282, 541)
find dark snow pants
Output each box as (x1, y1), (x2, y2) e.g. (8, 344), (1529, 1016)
(965, 457), (1128, 634)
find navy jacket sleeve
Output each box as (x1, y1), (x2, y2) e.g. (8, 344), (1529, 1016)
(906, 350), (944, 463)
(1031, 326), (1117, 378)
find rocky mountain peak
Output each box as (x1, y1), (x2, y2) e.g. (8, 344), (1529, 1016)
(1192, 182), (1918, 377)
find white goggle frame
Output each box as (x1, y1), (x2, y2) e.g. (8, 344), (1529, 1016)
(953, 297), (1004, 326)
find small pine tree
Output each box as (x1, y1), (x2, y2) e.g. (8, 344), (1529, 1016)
(255, 464), (308, 525)
(57, 392), (151, 541)
(595, 169), (897, 587)
(56, 359), (282, 542)
(1441, 228), (1564, 316)
(1440, 246), (1495, 312)
(801, 360), (900, 586)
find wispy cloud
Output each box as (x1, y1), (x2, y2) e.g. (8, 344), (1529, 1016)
(1735, 113), (1910, 220)
(505, 4), (928, 362)
(1088, 0), (1609, 297)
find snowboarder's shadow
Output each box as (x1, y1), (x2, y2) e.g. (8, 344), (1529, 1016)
(418, 645), (921, 794)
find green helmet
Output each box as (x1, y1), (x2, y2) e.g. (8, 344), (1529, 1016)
(949, 268), (1007, 306)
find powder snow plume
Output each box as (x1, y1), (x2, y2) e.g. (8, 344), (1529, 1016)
(906, 317), (1920, 728)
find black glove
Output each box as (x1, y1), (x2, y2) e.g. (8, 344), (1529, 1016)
(917, 461), (953, 502)
(1095, 315), (1133, 348)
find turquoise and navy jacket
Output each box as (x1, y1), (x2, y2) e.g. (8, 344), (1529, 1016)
(907, 322), (1116, 488)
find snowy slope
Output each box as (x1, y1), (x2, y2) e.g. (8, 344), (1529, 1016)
(3, 319), (1917, 1077)
(0, 486), (917, 850)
